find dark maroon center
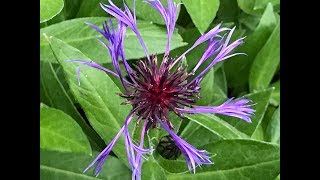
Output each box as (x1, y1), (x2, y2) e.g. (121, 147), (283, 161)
(147, 83), (172, 106)
(121, 55), (200, 129)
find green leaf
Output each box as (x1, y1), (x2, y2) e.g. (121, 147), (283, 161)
(220, 88), (273, 136)
(155, 155), (189, 174)
(182, 0), (220, 34)
(224, 3), (277, 92)
(254, 0), (280, 13)
(141, 159), (167, 180)
(40, 0), (64, 23)
(197, 67), (228, 106)
(40, 61), (104, 150)
(125, 0), (181, 25)
(260, 105), (277, 130)
(251, 123), (265, 141)
(46, 36), (132, 165)
(40, 17), (187, 64)
(265, 106), (280, 144)
(64, 0), (83, 19)
(40, 150), (131, 180)
(168, 139), (280, 180)
(253, 105), (277, 141)
(216, 0), (240, 22)
(197, 69), (215, 105)
(40, 106), (91, 155)
(76, 0), (125, 18)
(249, 22), (280, 92)
(180, 114), (248, 147)
(214, 66), (228, 96)
(269, 80), (280, 106)
(180, 121), (222, 148)
(237, 0), (280, 15)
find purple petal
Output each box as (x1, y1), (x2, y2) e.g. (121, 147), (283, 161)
(177, 98), (255, 123)
(84, 112), (147, 177)
(124, 115), (152, 179)
(145, 0), (178, 56)
(187, 29), (246, 85)
(191, 38), (223, 73)
(85, 19), (133, 89)
(67, 60), (132, 86)
(100, 1), (150, 61)
(133, 120), (149, 180)
(172, 23), (229, 67)
(156, 116), (213, 173)
(83, 126), (126, 176)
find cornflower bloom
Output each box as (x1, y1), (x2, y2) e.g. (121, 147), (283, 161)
(71, 0), (255, 179)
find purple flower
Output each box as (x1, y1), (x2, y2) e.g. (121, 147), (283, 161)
(71, 0), (255, 179)
(156, 116), (213, 173)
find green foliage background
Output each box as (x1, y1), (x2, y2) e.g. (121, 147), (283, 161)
(40, 0), (280, 179)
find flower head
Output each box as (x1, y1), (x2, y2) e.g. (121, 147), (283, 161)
(71, 0), (255, 179)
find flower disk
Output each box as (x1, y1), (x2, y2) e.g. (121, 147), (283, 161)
(122, 55), (199, 130)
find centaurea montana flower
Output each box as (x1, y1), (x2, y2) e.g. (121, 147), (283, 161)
(71, 0), (255, 179)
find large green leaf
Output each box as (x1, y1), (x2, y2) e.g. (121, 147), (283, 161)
(265, 106), (280, 144)
(180, 114), (248, 148)
(270, 80), (280, 106)
(40, 150), (131, 180)
(180, 121), (222, 148)
(141, 159), (167, 180)
(237, 0), (280, 15)
(155, 155), (189, 174)
(125, 0), (181, 25)
(224, 3), (277, 92)
(182, 0), (220, 34)
(40, 61), (104, 150)
(184, 114), (249, 140)
(40, 17), (187, 64)
(40, 0), (64, 23)
(46, 36), (132, 165)
(220, 88), (273, 136)
(40, 106), (91, 154)
(168, 139), (280, 180)
(251, 123), (265, 141)
(249, 22), (280, 92)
